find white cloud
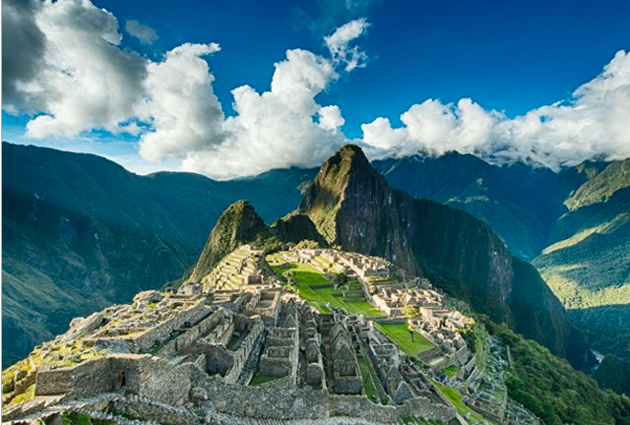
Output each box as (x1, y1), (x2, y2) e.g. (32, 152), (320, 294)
(5, 0), (630, 179)
(138, 42), (225, 162)
(180, 48), (347, 179)
(362, 50), (630, 170)
(20, 0), (147, 138)
(125, 19), (157, 44)
(325, 18), (370, 71)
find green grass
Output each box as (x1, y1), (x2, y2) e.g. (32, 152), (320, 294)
(357, 352), (388, 404)
(376, 323), (434, 357)
(249, 374), (282, 386)
(432, 380), (497, 425)
(277, 262), (384, 317)
(442, 365), (460, 378)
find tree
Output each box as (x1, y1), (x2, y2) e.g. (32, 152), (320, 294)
(402, 305), (420, 342)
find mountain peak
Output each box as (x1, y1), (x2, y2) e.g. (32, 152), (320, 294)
(189, 199), (274, 281)
(298, 144), (391, 244)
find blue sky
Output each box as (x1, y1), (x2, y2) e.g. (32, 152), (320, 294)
(3, 0), (630, 177)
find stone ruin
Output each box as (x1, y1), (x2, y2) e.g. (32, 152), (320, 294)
(3, 246), (482, 425)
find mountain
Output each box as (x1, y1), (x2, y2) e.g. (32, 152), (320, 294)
(374, 154), (630, 363)
(534, 158), (630, 309)
(1, 142), (314, 367)
(533, 159), (630, 390)
(373, 153), (592, 260)
(189, 199), (279, 281)
(286, 145), (588, 367)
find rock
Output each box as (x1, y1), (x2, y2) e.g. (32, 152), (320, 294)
(190, 387), (208, 401)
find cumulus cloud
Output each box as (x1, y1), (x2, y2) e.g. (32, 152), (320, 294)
(12, 0), (148, 138)
(362, 50), (630, 169)
(174, 19), (371, 179)
(138, 42), (225, 161)
(181, 48), (347, 179)
(5, 0), (630, 179)
(2, 0), (47, 113)
(3, 2), (369, 178)
(125, 19), (157, 44)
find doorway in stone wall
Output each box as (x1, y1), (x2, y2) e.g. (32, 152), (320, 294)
(114, 371), (127, 390)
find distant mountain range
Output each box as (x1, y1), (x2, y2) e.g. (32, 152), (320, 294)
(3, 142), (629, 392)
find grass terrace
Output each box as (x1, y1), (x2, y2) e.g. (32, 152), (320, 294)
(442, 365), (460, 378)
(376, 323), (434, 357)
(357, 349), (389, 404)
(432, 380), (498, 425)
(272, 261), (384, 318)
(249, 374), (282, 386)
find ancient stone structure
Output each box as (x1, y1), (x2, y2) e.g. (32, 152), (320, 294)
(6, 246), (511, 425)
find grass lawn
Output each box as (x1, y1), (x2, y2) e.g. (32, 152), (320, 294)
(357, 352), (389, 404)
(442, 365), (460, 378)
(376, 323), (434, 356)
(277, 262), (384, 318)
(249, 374), (282, 386)
(432, 380), (498, 425)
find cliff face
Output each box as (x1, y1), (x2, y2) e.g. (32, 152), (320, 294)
(299, 145), (418, 273)
(296, 145), (588, 366)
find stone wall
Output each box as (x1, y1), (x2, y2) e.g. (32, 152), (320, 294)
(132, 302), (211, 352)
(110, 394), (198, 425)
(136, 357), (191, 406)
(223, 320), (264, 384)
(329, 395), (396, 423)
(394, 396), (456, 422)
(36, 357), (113, 397)
(158, 308), (226, 357)
(203, 377), (329, 420)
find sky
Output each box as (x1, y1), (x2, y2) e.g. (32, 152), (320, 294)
(3, 0), (630, 178)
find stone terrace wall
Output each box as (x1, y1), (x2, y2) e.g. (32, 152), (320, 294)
(394, 396), (456, 422)
(224, 321), (264, 384)
(132, 302), (211, 352)
(111, 394), (198, 425)
(36, 357), (113, 397)
(158, 309), (225, 358)
(329, 395), (396, 423)
(137, 357), (192, 406)
(203, 377), (329, 419)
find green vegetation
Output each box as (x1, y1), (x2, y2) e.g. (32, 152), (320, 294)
(6, 384), (36, 407)
(357, 350), (388, 404)
(592, 354), (630, 396)
(485, 320), (630, 425)
(376, 323), (434, 357)
(564, 158), (630, 211)
(431, 380), (496, 424)
(276, 262), (384, 317)
(189, 200), (281, 281)
(442, 365), (460, 378)
(568, 305), (630, 374)
(249, 374), (282, 386)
